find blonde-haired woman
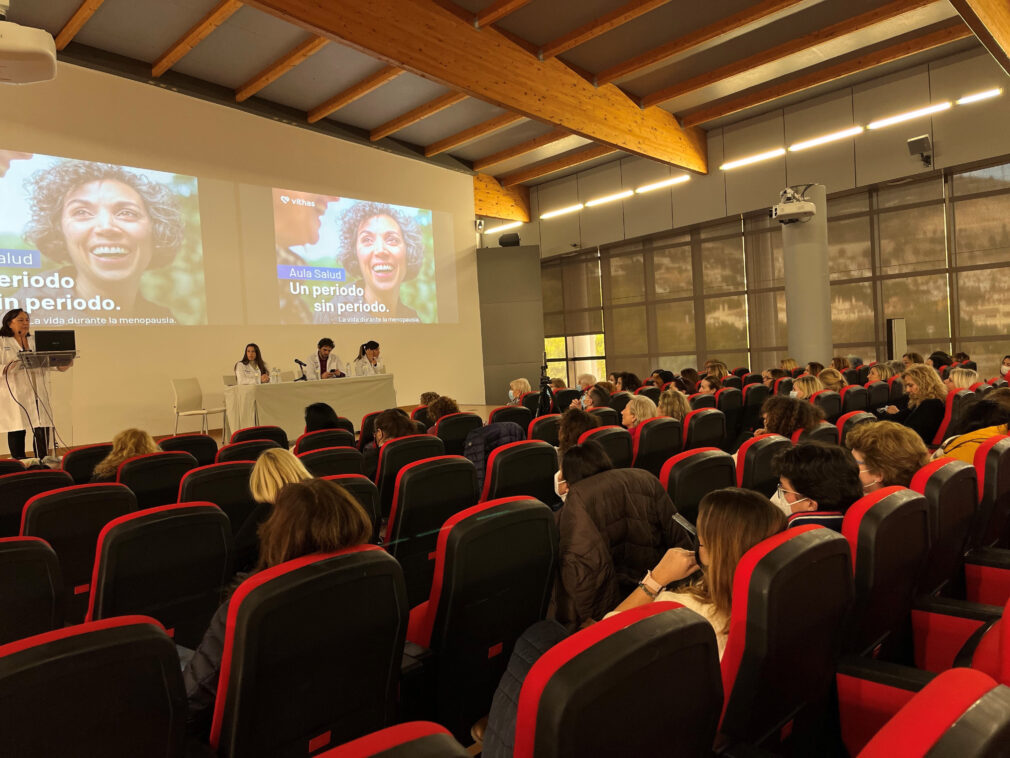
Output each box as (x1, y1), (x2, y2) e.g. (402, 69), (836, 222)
(945, 367), (979, 391)
(818, 368), (846, 393)
(881, 363), (948, 445)
(92, 428), (160, 481)
(621, 395), (659, 450)
(658, 389), (691, 422)
(780, 357), (798, 373)
(792, 374), (824, 401)
(707, 362), (729, 382)
(508, 377), (531, 405)
(250, 448), (312, 504)
(867, 363), (895, 384)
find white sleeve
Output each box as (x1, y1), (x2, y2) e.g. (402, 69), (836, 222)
(375, 359), (386, 375)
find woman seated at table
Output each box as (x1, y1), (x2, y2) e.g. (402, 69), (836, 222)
(351, 340), (385, 377)
(235, 343), (270, 385)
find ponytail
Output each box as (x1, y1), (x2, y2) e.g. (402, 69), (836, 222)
(358, 343), (367, 359)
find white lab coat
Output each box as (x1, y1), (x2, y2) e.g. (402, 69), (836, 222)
(0, 335), (50, 432)
(234, 361), (267, 385)
(351, 356), (386, 377)
(303, 351), (345, 381)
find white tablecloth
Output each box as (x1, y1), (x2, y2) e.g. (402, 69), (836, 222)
(223, 374), (397, 442)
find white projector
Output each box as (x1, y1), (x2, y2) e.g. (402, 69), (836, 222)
(0, 20), (56, 84)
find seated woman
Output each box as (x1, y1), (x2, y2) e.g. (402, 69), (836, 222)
(927, 351), (953, 371)
(831, 356), (849, 372)
(707, 363), (729, 383)
(792, 374), (824, 401)
(508, 378), (531, 406)
(550, 377), (566, 390)
(953, 351), (971, 364)
(933, 396), (1010, 464)
(680, 368), (700, 393)
(771, 442), (864, 524)
(575, 373), (597, 391)
(614, 372), (642, 393)
(945, 367), (978, 391)
(416, 392), (440, 426)
(650, 369), (675, 388)
(754, 395), (824, 440)
(762, 368), (786, 388)
(235, 343), (270, 385)
(621, 395), (659, 447)
(867, 363), (895, 384)
(183, 479), (372, 737)
(1000, 355), (1010, 379)
(426, 395), (460, 429)
(609, 487), (785, 659)
(846, 421), (929, 492)
(806, 361), (824, 376)
(780, 357), (799, 373)
(557, 408), (599, 456)
(363, 408), (416, 480)
(92, 428), (159, 482)
(697, 376), (721, 395)
(902, 352), (924, 368)
(351, 340), (385, 376)
(581, 383), (612, 409)
(304, 402), (340, 432)
(658, 388), (691, 422)
(818, 368), (846, 392)
(880, 364), (947, 446)
(555, 439), (613, 502)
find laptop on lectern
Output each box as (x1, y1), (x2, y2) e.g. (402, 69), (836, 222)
(33, 330), (76, 353)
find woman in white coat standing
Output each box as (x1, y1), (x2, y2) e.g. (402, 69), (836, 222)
(351, 340), (385, 377)
(0, 309), (61, 459)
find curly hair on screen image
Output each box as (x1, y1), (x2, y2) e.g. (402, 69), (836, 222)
(336, 201), (425, 280)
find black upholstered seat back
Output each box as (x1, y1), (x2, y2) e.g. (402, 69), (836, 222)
(609, 392), (632, 414)
(231, 425), (288, 448)
(659, 448), (735, 524)
(528, 414), (561, 446)
(61, 444), (113, 484)
(837, 411), (875, 446)
(632, 416), (681, 476)
(910, 459), (978, 597)
(298, 447), (364, 477)
(158, 434), (218, 466)
(972, 436), (1010, 549)
(553, 389), (581, 412)
(742, 383), (770, 431)
(811, 390), (841, 422)
(578, 426), (632, 468)
(0, 470), (74, 537)
(179, 462), (256, 535)
(683, 409), (726, 450)
(293, 429), (356, 453)
(215, 439), (281, 464)
(716, 387), (743, 441)
(735, 434), (790, 497)
(587, 406), (620, 426)
(323, 474), (381, 543)
(432, 412), (484, 456)
(488, 405), (533, 427)
(865, 381), (890, 409)
(0, 537), (63, 644)
(118, 452), (199, 511)
(376, 435), (445, 518)
(481, 440), (559, 507)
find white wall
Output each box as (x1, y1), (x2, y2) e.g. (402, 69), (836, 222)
(0, 63), (483, 445)
(498, 48), (1010, 257)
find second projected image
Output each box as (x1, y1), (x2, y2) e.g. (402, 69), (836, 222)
(273, 188), (436, 324)
(0, 150), (206, 326)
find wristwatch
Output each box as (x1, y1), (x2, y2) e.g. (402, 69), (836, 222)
(638, 570), (665, 598)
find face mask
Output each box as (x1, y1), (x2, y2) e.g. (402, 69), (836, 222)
(770, 488), (794, 517)
(508, 389), (515, 402)
(554, 470), (567, 501)
(580, 394), (590, 409)
(1001, 365), (1010, 376)
(789, 390), (798, 398)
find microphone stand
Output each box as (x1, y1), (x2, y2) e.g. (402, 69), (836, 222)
(294, 359), (308, 382)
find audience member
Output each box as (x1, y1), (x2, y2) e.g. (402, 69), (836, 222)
(707, 362), (729, 382)
(622, 395), (659, 447)
(755, 395), (823, 440)
(772, 442), (864, 522)
(846, 421), (929, 492)
(363, 408), (416, 479)
(576, 373), (597, 390)
(579, 383), (611, 409)
(780, 357), (798, 372)
(658, 388), (691, 422)
(650, 369), (675, 387)
(426, 396), (460, 427)
(934, 395), (1010, 463)
(1001, 355), (1010, 378)
(680, 368), (699, 392)
(557, 408), (599, 456)
(945, 367), (978, 391)
(848, 355), (864, 369)
(698, 376), (721, 394)
(831, 356), (849, 371)
(183, 479), (372, 737)
(614, 372), (642, 392)
(507, 378), (531, 405)
(556, 440), (613, 501)
(550, 377), (567, 390)
(926, 351), (953, 371)
(92, 428), (159, 481)
(881, 364), (947, 445)
(792, 374), (824, 400)
(953, 351), (971, 364)
(598, 380), (616, 395)
(902, 352), (924, 367)
(818, 368), (845, 392)
(304, 402), (340, 432)
(419, 391), (440, 406)
(762, 368), (786, 388)
(867, 363), (895, 383)
(806, 361), (824, 376)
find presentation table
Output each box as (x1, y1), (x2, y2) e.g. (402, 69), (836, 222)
(223, 374), (397, 443)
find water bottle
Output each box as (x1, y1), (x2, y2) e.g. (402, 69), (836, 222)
(345, 361), (351, 377)
(271, 367), (281, 384)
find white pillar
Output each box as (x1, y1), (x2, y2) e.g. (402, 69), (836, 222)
(782, 184), (832, 364)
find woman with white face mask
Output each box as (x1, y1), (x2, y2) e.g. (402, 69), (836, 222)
(507, 377), (531, 405)
(1001, 355), (1010, 377)
(845, 421), (929, 491)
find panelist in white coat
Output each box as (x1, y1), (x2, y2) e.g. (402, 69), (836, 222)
(351, 340), (385, 377)
(304, 337), (345, 380)
(234, 343), (270, 385)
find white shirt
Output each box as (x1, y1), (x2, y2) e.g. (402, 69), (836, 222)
(351, 356), (385, 377)
(234, 361), (266, 385)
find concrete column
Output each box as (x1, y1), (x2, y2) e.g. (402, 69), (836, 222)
(782, 184), (832, 364)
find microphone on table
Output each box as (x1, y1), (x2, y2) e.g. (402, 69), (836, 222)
(294, 359), (306, 366)
(293, 358), (308, 382)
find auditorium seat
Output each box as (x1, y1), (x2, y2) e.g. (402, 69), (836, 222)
(715, 387), (743, 443)
(431, 412), (483, 456)
(207, 547), (407, 757)
(722, 374), (743, 390)
(733, 366), (749, 377)
(376, 435), (445, 518)
(0, 469), (74, 537)
(682, 408), (726, 450)
(586, 406), (620, 426)
(552, 388), (580, 412)
(411, 419), (427, 434)
(293, 428), (356, 453)
(932, 390), (975, 447)
(520, 391), (540, 415)
(843, 368), (861, 386)
(386, 456), (478, 607)
(718, 526), (853, 751)
(230, 425), (288, 448)
(887, 375), (905, 404)
(741, 382), (770, 433)
(323, 474), (381, 543)
(511, 602), (722, 758)
(487, 405), (532, 427)
(840, 385), (869, 415)
(865, 380), (890, 409)
(577, 426), (633, 468)
(61, 443), (112, 484)
(837, 411), (875, 446)
(410, 406), (429, 423)
(157, 433), (217, 466)
(317, 722), (468, 757)
(791, 421), (839, 445)
(659, 448), (735, 524)
(635, 385), (661, 402)
(969, 435), (1010, 550)
(609, 391), (632, 415)
(407, 497), (557, 741)
(810, 389), (841, 423)
(0, 460), (23, 475)
(0, 616), (187, 756)
(773, 377), (793, 396)
(631, 416), (681, 476)
(21, 483), (137, 623)
(0, 537), (63, 644)
(480, 440), (558, 506)
(359, 410), (382, 450)
(791, 366), (805, 378)
(298, 446), (365, 477)
(528, 413), (561, 446)
(688, 392), (717, 410)
(87, 502), (232, 649)
(215, 439), (282, 463)
(743, 372), (763, 386)
(735, 434), (790, 497)
(178, 461), (257, 537)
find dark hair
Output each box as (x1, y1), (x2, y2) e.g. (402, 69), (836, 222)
(615, 372), (642, 392)
(806, 362), (824, 375)
(304, 402), (340, 432)
(766, 368), (786, 380)
(427, 395), (460, 423)
(700, 376), (722, 392)
(760, 395), (823, 437)
(374, 408), (414, 441)
(773, 442), (864, 513)
(562, 441), (613, 486)
(240, 343), (268, 376)
(681, 368), (699, 386)
(953, 352), (970, 363)
(558, 408), (599, 455)
(655, 369), (675, 384)
(338, 201), (424, 281)
(0, 308), (27, 338)
(927, 351), (952, 368)
(587, 384), (610, 408)
(357, 340), (380, 359)
(951, 398), (1010, 436)
(317, 337), (335, 350)
(24, 160), (184, 268)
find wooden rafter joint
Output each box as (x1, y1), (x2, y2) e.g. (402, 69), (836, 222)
(473, 174), (530, 222)
(152, 0), (242, 78)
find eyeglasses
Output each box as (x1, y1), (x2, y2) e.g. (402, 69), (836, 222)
(776, 483), (809, 504)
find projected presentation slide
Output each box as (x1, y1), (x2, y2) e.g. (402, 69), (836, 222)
(273, 188), (437, 324)
(0, 150), (206, 326)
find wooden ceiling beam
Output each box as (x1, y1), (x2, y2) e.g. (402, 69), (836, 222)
(595, 0), (807, 86)
(641, 0), (939, 108)
(681, 21), (973, 126)
(950, 0), (1010, 75)
(370, 91), (468, 141)
(497, 144), (619, 187)
(152, 0), (242, 77)
(54, 0), (106, 51)
(540, 0), (672, 60)
(476, 0), (534, 28)
(307, 65), (403, 123)
(242, 0), (708, 172)
(424, 112), (525, 156)
(474, 174), (530, 222)
(236, 35), (329, 102)
(471, 127), (570, 172)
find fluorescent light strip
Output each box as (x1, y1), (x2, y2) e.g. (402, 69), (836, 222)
(540, 203), (584, 220)
(956, 88), (1002, 105)
(635, 175), (690, 193)
(484, 221), (522, 235)
(789, 126), (864, 152)
(867, 102), (951, 130)
(585, 189), (633, 207)
(720, 147), (785, 171)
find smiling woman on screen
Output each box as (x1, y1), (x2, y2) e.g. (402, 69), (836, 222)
(21, 160), (185, 322)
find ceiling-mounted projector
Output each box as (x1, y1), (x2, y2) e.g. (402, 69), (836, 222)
(0, 2), (56, 85)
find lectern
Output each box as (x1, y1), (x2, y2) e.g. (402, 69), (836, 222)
(16, 349), (77, 459)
